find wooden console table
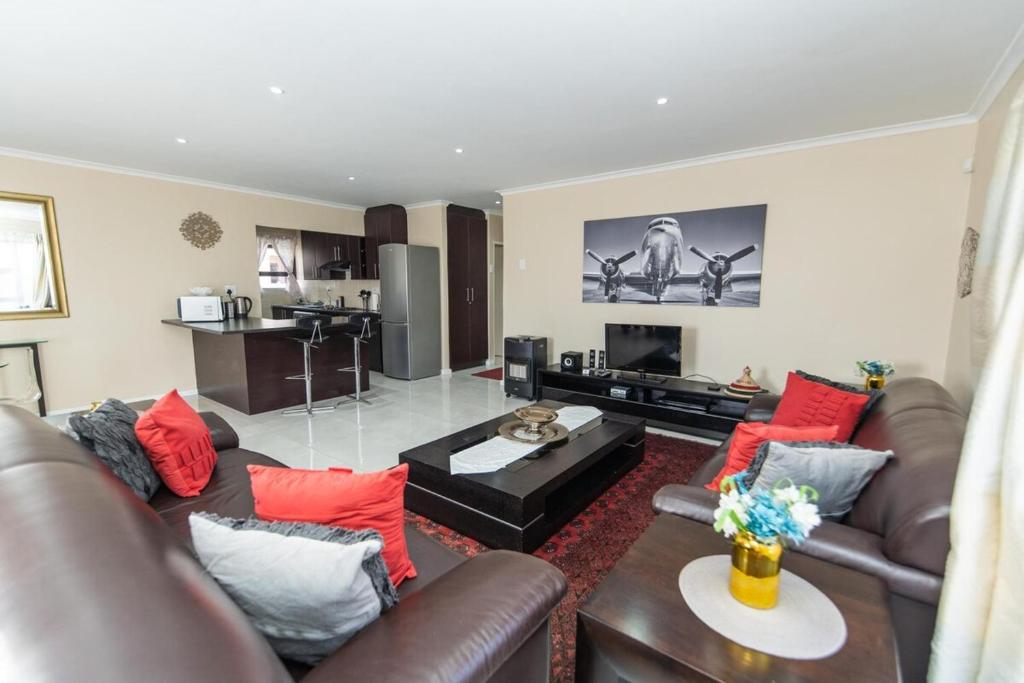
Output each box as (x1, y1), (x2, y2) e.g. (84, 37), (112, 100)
(0, 339), (47, 416)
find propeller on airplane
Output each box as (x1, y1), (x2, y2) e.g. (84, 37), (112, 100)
(689, 244), (758, 299)
(587, 249), (637, 296)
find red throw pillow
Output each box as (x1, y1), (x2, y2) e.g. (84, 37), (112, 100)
(248, 464), (416, 587)
(705, 422), (840, 491)
(135, 389), (217, 497)
(770, 371), (872, 441)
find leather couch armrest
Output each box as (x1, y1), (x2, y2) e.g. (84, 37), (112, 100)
(304, 550), (567, 683)
(744, 392), (781, 422)
(199, 412), (240, 451)
(652, 484), (719, 524)
(796, 520), (943, 605)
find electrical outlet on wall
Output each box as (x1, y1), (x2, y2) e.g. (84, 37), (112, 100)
(224, 285), (237, 298)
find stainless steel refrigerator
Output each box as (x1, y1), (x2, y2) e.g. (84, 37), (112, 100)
(380, 244), (442, 380)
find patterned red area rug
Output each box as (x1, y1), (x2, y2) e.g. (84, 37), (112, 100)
(404, 432), (716, 683)
(471, 367), (503, 380)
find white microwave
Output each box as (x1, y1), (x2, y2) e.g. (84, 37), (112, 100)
(177, 296), (224, 322)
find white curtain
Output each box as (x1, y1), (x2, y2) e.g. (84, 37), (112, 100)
(256, 228), (302, 298)
(0, 230), (50, 311)
(930, 83), (1024, 681)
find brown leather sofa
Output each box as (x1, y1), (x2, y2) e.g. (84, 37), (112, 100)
(652, 377), (965, 683)
(0, 405), (567, 682)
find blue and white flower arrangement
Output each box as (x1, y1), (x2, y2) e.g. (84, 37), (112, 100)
(856, 360), (895, 378)
(712, 474), (822, 546)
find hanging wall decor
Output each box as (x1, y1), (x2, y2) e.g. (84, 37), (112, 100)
(179, 211), (223, 250)
(582, 204), (767, 306)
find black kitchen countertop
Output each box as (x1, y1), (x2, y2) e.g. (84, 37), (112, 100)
(161, 317), (359, 335)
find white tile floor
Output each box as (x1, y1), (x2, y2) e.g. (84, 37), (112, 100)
(186, 367), (534, 471)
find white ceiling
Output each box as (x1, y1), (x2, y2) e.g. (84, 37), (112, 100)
(2, 1), (1023, 210)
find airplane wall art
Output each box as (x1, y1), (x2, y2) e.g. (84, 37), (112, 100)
(581, 204), (767, 307)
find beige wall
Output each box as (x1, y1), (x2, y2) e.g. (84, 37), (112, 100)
(487, 213), (504, 358)
(406, 203), (450, 370)
(943, 63), (1024, 407)
(0, 154), (364, 411)
(503, 125), (976, 393)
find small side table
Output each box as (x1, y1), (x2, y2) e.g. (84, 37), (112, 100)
(576, 514), (899, 682)
(0, 339), (47, 416)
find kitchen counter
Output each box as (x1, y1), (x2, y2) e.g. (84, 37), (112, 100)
(161, 316), (356, 335)
(162, 316), (369, 414)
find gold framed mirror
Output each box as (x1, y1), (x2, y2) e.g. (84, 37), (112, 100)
(0, 191), (69, 320)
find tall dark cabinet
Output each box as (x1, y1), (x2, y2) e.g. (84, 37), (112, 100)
(446, 205), (489, 371)
(363, 204), (409, 280)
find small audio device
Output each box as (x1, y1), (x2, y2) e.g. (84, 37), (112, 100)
(610, 386), (632, 399)
(589, 349), (596, 368)
(598, 350), (606, 370)
(560, 351), (584, 372)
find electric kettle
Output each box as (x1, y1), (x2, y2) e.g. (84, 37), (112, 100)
(233, 296), (254, 318)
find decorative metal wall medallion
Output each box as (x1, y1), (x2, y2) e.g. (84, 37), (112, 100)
(180, 211), (223, 250)
(958, 226), (979, 298)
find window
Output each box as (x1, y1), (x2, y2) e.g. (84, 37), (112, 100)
(258, 246), (291, 290)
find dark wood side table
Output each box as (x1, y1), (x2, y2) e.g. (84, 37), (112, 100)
(0, 339), (47, 416)
(576, 515), (899, 682)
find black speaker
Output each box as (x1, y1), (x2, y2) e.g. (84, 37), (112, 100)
(589, 349), (596, 368)
(560, 351), (584, 372)
(598, 350), (606, 370)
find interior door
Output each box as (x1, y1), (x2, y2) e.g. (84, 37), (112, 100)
(446, 211), (471, 370)
(467, 215), (489, 364)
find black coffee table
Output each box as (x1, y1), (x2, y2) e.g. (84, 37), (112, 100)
(399, 400), (646, 552)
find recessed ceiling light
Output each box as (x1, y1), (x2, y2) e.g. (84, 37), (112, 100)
(175, 137), (188, 144)
(268, 86), (285, 95)
(454, 148), (464, 154)
(347, 176), (356, 181)
(495, 200), (501, 205)
(656, 97), (669, 105)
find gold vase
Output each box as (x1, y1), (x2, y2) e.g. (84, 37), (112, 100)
(729, 532), (783, 609)
(865, 374), (886, 390)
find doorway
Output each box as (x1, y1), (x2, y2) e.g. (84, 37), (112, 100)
(492, 243), (504, 360)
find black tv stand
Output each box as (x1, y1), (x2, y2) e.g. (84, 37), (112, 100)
(538, 365), (750, 440)
(625, 370), (667, 385)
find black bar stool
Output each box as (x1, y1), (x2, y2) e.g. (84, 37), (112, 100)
(336, 315), (373, 406)
(283, 313), (336, 416)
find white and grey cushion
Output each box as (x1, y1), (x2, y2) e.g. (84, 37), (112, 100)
(189, 513), (395, 665)
(64, 399), (161, 500)
(745, 441), (893, 519)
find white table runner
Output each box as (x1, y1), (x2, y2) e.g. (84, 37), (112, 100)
(449, 406), (602, 475)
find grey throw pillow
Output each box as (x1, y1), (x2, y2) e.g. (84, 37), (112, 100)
(747, 441), (892, 519)
(65, 399), (161, 501)
(191, 513), (398, 665)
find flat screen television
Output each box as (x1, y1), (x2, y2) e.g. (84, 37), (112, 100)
(604, 323), (682, 377)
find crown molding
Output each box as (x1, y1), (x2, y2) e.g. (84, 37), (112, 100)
(0, 146), (366, 212)
(969, 21), (1024, 117)
(403, 200), (450, 210)
(498, 113), (976, 196)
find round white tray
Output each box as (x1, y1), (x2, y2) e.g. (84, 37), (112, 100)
(678, 554), (847, 660)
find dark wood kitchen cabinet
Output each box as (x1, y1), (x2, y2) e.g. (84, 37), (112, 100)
(300, 230), (368, 280)
(363, 204), (408, 280)
(446, 205), (488, 371)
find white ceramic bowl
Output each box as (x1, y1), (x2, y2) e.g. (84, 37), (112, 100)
(189, 287), (214, 296)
